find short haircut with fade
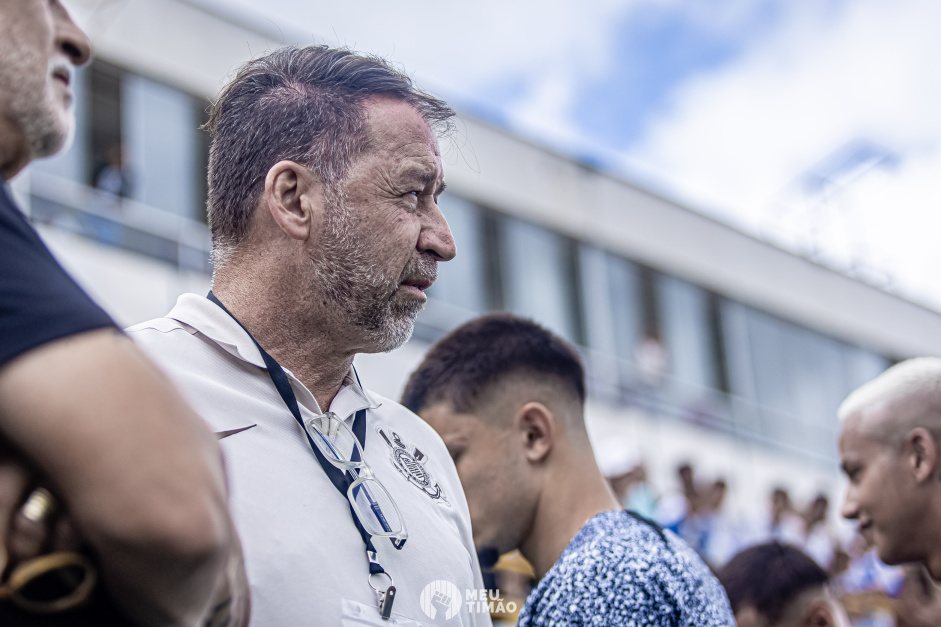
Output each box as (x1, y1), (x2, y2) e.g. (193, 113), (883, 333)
(717, 542), (829, 624)
(401, 314), (586, 417)
(205, 45), (454, 257)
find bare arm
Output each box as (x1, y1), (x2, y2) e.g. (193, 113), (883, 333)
(0, 328), (249, 626)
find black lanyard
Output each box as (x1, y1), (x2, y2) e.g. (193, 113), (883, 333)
(206, 293), (401, 583)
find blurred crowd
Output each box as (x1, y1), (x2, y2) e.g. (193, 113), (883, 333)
(606, 462), (941, 626)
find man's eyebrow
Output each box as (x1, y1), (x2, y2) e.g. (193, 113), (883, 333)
(436, 180), (447, 195)
(399, 167), (443, 192)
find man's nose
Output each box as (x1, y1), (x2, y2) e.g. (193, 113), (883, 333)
(55, 3), (92, 66)
(841, 491), (858, 520)
(418, 201), (457, 262)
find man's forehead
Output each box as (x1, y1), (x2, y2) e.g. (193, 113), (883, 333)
(849, 401), (908, 443)
(363, 97), (440, 150)
(840, 414), (889, 458)
(420, 402), (478, 437)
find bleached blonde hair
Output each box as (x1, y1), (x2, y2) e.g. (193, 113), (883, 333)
(838, 357), (941, 444)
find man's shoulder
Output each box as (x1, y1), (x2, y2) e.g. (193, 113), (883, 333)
(126, 316), (192, 337)
(366, 390), (447, 448)
(555, 510), (677, 575)
(0, 188), (116, 368)
(528, 511), (733, 626)
(126, 316), (211, 367)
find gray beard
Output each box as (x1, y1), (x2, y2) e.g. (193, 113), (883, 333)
(310, 189), (437, 353)
(0, 46), (70, 162)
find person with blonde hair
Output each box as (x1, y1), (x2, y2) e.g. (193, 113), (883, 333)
(839, 357), (941, 580)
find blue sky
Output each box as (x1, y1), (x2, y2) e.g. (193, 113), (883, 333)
(539, 1), (785, 148)
(219, 0), (941, 311)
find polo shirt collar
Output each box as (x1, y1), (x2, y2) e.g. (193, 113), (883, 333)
(166, 293), (381, 414)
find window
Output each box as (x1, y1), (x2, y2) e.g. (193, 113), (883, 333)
(426, 195), (487, 314)
(605, 254), (645, 364)
(844, 346), (889, 391)
(88, 61), (124, 193)
(579, 246), (616, 356)
(656, 275), (717, 392)
(123, 75), (204, 219)
(721, 303), (891, 460)
(34, 60), (210, 221)
(498, 216), (581, 344)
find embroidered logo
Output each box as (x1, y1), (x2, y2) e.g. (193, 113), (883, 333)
(376, 426), (449, 506)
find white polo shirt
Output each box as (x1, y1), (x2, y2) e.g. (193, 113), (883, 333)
(128, 294), (490, 627)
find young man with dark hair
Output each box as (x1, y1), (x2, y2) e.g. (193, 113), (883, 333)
(717, 542), (849, 627)
(402, 313), (734, 626)
(130, 45), (489, 625)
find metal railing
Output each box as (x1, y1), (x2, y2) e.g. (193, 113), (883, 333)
(27, 170), (212, 274)
(25, 171), (839, 466)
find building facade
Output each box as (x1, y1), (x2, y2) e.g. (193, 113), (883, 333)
(22, 0), (941, 535)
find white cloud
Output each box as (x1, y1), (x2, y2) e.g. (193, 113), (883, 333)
(220, 0), (634, 103)
(627, 0), (941, 308)
(201, 0), (941, 309)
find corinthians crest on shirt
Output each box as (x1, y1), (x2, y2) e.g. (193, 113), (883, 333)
(376, 426), (449, 506)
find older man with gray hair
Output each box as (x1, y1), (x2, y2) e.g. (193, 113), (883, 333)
(130, 45), (489, 626)
(839, 357), (941, 580)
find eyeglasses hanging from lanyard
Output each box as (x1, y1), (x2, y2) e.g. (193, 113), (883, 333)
(207, 292), (405, 619)
(305, 411), (406, 542)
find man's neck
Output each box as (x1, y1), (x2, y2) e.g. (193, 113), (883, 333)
(0, 122), (29, 181)
(922, 500), (941, 581)
(519, 454), (622, 579)
(212, 276), (355, 411)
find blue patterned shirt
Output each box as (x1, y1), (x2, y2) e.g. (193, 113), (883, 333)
(518, 510), (734, 626)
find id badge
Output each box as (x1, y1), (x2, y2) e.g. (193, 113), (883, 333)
(341, 598), (433, 627)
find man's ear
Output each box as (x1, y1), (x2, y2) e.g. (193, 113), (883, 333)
(803, 598), (836, 627)
(263, 160), (323, 241)
(733, 607), (763, 627)
(908, 427), (938, 484)
(515, 402), (555, 464)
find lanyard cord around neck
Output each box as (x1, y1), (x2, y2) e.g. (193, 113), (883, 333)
(205, 292), (395, 573)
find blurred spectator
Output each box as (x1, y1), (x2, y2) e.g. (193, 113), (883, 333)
(802, 494), (841, 570)
(93, 144), (132, 199)
(769, 487), (806, 546)
(718, 542), (851, 627)
(634, 326), (668, 388)
(689, 479), (740, 568)
(608, 462), (659, 519)
(836, 534), (904, 627)
(657, 462), (698, 534)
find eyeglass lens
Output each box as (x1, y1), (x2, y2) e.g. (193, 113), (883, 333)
(304, 413), (363, 468)
(305, 413), (407, 542)
(349, 477), (405, 539)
